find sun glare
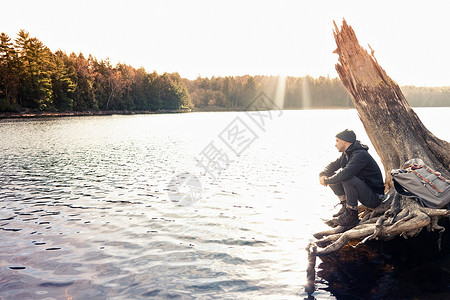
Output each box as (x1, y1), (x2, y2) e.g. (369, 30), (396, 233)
(275, 76), (287, 109)
(302, 78), (311, 109)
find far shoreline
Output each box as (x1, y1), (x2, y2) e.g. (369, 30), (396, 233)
(0, 107), (354, 119)
(0, 109), (191, 119)
(2, 105), (444, 120)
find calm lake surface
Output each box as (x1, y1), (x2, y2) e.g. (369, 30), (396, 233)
(0, 108), (449, 299)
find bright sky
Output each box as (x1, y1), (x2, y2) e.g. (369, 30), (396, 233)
(1, 0), (449, 86)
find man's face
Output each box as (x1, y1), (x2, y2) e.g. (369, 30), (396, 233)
(335, 138), (347, 152)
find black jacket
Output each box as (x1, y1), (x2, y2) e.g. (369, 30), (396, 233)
(319, 141), (385, 195)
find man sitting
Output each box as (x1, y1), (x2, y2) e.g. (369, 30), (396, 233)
(319, 129), (385, 226)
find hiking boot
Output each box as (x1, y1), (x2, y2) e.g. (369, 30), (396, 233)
(324, 218), (338, 228)
(337, 207), (359, 227)
(332, 202), (347, 217)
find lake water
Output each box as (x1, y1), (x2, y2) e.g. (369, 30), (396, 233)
(0, 108), (449, 299)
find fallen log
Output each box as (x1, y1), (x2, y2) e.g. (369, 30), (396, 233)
(306, 19), (450, 296)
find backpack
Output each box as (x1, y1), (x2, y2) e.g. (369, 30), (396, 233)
(391, 158), (450, 209)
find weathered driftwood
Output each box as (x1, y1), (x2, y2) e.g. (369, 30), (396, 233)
(306, 19), (450, 294)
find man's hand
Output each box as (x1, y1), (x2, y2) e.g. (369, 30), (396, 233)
(319, 176), (328, 186)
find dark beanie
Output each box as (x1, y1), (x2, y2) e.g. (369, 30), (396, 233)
(336, 129), (356, 143)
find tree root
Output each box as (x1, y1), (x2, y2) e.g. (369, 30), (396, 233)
(313, 191), (449, 256)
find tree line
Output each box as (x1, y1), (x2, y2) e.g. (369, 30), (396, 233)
(0, 30), (192, 112)
(185, 75), (353, 109)
(186, 75), (450, 110)
(1, 30), (448, 113)
(400, 86), (450, 107)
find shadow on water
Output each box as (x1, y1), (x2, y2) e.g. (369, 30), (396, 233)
(315, 219), (450, 299)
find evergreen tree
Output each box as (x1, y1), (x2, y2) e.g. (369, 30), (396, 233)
(15, 30), (53, 110)
(92, 58), (111, 110)
(243, 76), (256, 106)
(157, 73), (192, 110)
(0, 32), (19, 111)
(145, 71), (162, 111)
(115, 63), (134, 110)
(71, 53), (98, 111)
(51, 50), (76, 110)
(130, 67), (147, 110)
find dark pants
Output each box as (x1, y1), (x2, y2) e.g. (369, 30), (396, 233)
(329, 176), (381, 209)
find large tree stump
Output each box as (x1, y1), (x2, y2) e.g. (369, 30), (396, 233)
(307, 19), (450, 295)
(333, 19), (450, 186)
